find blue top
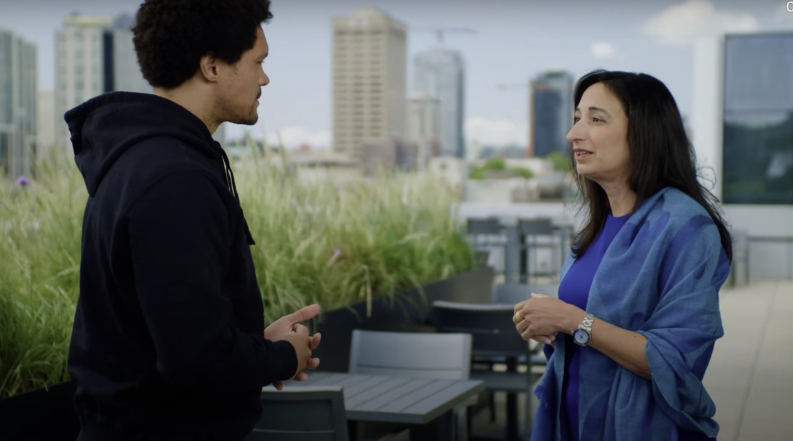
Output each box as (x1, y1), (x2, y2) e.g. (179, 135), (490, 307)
(558, 213), (629, 441)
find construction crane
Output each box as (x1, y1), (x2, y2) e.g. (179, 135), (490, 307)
(410, 27), (478, 44)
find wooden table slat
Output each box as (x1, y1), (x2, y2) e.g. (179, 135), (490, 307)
(344, 377), (414, 409)
(336, 375), (388, 400)
(377, 380), (454, 413)
(353, 378), (432, 412)
(293, 371), (332, 384)
(403, 381), (485, 422)
(303, 373), (366, 389)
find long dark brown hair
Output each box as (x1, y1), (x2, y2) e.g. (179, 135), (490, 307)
(569, 70), (733, 262)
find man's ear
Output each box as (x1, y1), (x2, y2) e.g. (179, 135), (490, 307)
(198, 54), (220, 83)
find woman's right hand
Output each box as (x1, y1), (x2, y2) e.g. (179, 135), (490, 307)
(513, 298), (556, 346)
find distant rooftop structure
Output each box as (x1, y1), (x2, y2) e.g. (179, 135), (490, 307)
(113, 13), (136, 30)
(63, 14), (115, 28)
(542, 70), (571, 79)
(287, 150), (360, 167)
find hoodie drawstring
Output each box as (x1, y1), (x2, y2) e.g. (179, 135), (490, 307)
(217, 145), (256, 246)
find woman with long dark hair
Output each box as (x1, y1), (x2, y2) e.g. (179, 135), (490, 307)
(513, 70), (732, 441)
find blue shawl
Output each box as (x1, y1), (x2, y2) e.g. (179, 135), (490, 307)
(532, 187), (730, 441)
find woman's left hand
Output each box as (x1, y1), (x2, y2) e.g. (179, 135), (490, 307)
(515, 294), (584, 342)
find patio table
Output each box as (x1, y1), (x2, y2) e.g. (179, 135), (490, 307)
(278, 372), (485, 441)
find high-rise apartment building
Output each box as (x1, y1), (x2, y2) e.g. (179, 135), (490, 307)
(530, 70), (573, 158)
(55, 14), (152, 152)
(0, 29), (37, 178)
(331, 8), (407, 158)
(406, 91), (441, 168)
(413, 47), (465, 158)
(37, 91), (55, 155)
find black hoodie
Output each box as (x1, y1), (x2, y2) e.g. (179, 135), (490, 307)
(65, 92), (297, 441)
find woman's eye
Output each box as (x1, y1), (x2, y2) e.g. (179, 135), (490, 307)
(573, 117), (580, 123)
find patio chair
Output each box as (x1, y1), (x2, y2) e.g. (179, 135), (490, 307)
(430, 301), (544, 441)
(246, 385), (349, 441)
(489, 283), (554, 381)
(517, 218), (565, 283)
(349, 330), (474, 441)
(466, 218), (508, 272)
(248, 384), (411, 441)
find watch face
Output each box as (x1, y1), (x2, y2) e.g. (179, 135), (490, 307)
(574, 329), (590, 345)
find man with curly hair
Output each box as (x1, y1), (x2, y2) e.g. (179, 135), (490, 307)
(64, 1), (320, 440)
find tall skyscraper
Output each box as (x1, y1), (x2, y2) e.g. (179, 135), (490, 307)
(37, 91), (56, 155)
(0, 29), (37, 179)
(55, 14), (152, 152)
(406, 91), (441, 168)
(530, 71), (573, 158)
(331, 8), (407, 158)
(413, 47), (465, 158)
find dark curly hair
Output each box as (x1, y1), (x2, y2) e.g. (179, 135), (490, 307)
(133, 0), (273, 89)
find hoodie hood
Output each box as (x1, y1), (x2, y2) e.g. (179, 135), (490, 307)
(65, 92), (223, 197)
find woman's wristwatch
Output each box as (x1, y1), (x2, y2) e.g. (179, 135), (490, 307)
(573, 313), (595, 346)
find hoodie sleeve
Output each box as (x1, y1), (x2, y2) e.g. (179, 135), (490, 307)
(126, 170), (297, 391)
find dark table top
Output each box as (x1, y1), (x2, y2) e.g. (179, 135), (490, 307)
(279, 372), (485, 425)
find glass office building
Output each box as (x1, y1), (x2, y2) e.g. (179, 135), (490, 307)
(531, 71), (573, 158)
(722, 33), (793, 204)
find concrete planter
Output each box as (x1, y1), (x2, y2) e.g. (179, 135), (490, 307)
(311, 267), (496, 372)
(0, 381), (80, 441)
(0, 268), (494, 440)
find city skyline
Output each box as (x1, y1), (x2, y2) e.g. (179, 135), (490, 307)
(0, 0), (791, 150)
(0, 28), (37, 178)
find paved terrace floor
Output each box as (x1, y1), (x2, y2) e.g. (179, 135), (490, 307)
(470, 280), (793, 440)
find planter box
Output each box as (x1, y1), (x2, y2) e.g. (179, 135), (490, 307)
(0, 268), (494, 439)
(311, 267), (496, 372)
(0, 380), (80, 441)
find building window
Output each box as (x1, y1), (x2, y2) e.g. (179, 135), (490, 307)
(722, 33), (793, 204)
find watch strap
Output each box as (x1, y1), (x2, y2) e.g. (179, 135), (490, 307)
(578, 313), (595, 332)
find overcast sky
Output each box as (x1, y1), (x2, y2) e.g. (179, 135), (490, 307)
(1, 0), (792, 148)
